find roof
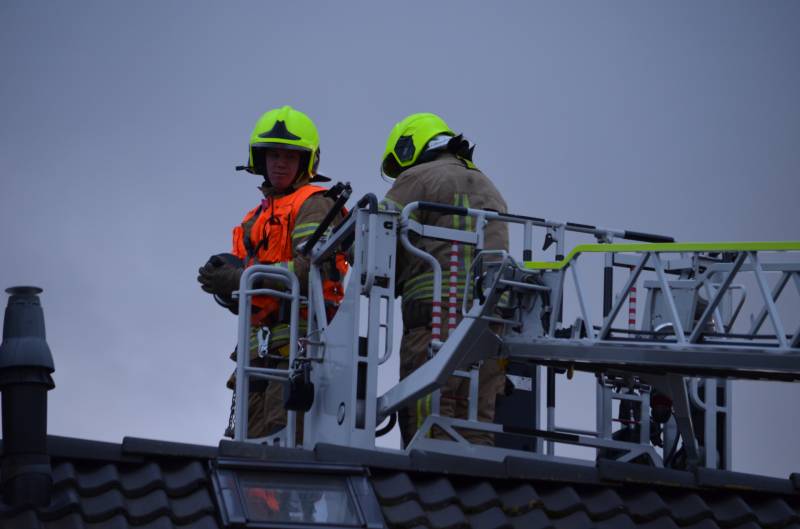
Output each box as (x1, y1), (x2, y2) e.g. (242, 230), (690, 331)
(2, 436), (799, 529)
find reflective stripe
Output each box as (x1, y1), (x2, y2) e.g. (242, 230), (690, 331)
(405, 283), (468, 303)
(381, 196), (420, 220)
(403, 271), (468, 302)
(292, 222), (320, 240)
(426, 394), (431, 433)
(416, 393), (433, 436)
(379, 197), (404, 212)
(404, 271), (468, 291)
(462, 195), (474, 275)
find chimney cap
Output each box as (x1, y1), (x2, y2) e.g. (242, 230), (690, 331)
(0, 286), (54, 374)
(6, 286), (44, 296)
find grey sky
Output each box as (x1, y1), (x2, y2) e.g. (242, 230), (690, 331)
(1, 2), (798, 477)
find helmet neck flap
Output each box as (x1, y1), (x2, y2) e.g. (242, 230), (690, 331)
(381, 112), (476, 182)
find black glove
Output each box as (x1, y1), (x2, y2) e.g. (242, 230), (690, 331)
(198, 259), (243, 296)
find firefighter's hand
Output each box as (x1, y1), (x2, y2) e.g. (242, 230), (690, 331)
(197, 262), (242, 296)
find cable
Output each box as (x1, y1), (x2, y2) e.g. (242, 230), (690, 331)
(376, 412), (397, 437)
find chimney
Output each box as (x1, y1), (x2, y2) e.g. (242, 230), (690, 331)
(0, 286), (55, 507)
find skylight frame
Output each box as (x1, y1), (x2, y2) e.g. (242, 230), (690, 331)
(211, 458), (385, 529)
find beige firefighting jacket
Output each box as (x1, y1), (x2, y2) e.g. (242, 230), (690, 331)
(381, 152), (509, 313)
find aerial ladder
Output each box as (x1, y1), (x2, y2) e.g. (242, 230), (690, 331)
(231, 191), (800, 471)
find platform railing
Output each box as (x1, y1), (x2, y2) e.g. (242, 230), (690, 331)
(234, 265), (301, 446)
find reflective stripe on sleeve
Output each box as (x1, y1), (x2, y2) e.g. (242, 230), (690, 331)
(292, 222), (320, 240)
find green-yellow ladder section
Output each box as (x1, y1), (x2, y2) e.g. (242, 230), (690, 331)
(523, 241), (800, 271)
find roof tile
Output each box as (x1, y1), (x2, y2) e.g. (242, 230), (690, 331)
(86, 514), (129, 529)
(52, 462), (77, 489)
(707, 495), (757, 527)
(372, 472), (418, 505)
(668, 493), (713, 525)
(732, 523), (766, 529)
(457, 481), (500, 513)
(382, 499), (427, 528)
(39, 487), (81, 520)
(467, 506), (512, 529)
(416, 477), (458, 509)
(680, 519), (721, 529)
(76, 464), (120, 495)
(550, 510), (593, 529)
(163, 462), (207, 496)
(427, 503), (468, 529)
(2, 509), (40, 529)
(508, 508), (553, 529)
(41, 511), (83, 529)
(81, 488), (126, 522)
(499, 483), (541, 515)
(127, 488), (170, 524)
(120, 463), (163, 497)
(131, 516), (174, 529)
(538, 485), (582, 516)
(580, 487), (625, 519)
(594, 512), (638, 529)
(622, 490), (670, 521)
(638, 515), (682, 529)
(179, 515), (220, 529)
(751, 497), (800, 528)
(169, 487), (216, 524)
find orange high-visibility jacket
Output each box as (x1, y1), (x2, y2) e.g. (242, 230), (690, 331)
(232, 184), (347, 325)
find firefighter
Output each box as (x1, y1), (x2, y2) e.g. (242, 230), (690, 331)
(198, 105), (347, 440)
(379, 112), (509, 447)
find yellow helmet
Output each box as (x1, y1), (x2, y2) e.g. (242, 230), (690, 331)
(245, 106), (328, 182)
(380, 113), (454, 180)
